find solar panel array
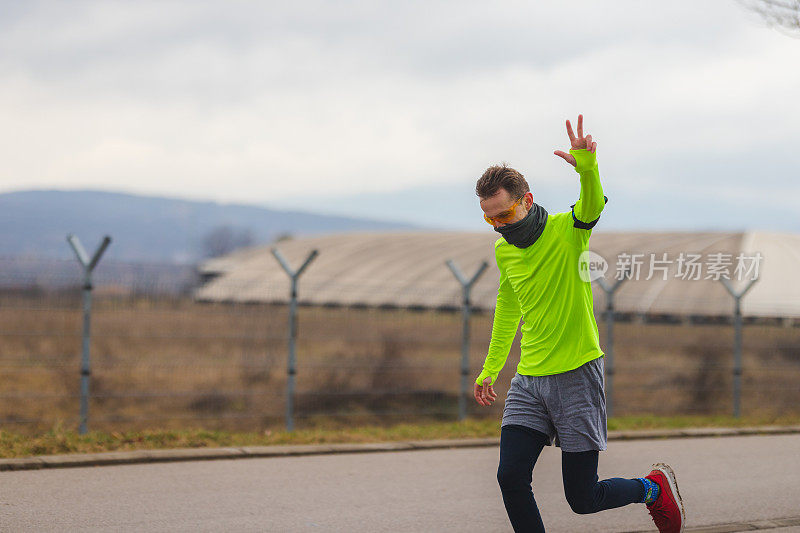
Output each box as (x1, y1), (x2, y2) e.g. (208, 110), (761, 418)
(194, 228), (800, 319)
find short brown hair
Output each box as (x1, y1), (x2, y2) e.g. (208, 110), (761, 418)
(475, 163), (530, 200)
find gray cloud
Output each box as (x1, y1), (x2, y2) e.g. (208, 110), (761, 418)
(0, 0), (797, 231)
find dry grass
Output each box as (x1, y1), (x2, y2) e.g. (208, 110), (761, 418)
(4, 413), (800, 458)
(1, 291), (798, 435)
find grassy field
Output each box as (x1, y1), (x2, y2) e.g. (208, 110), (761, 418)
(2, 414), (800, 458)
(1, 291), (798, 435)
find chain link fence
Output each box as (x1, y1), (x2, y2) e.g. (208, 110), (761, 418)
(0, 256), (798, 434)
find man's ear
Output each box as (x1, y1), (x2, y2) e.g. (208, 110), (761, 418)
(524, 191), (534, 209)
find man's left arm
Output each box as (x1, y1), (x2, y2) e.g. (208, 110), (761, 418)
(570, 148), (608, 234)
(553, 115), (608, 248)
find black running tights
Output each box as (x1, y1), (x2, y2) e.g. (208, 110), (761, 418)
(496, 424), (645, 532)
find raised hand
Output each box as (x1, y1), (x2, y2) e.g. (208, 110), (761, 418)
(553, 114), (596, 167)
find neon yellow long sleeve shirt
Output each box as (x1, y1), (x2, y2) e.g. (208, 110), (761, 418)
(476, 148), (607, 386)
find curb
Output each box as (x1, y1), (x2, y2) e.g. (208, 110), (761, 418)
(2, 425), (799, 472)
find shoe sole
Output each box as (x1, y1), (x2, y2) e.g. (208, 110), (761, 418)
(651, 462), (686, 532)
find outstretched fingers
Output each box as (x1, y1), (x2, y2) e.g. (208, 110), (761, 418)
(554, 150), (577, 167)
(559, 114), (595, 160)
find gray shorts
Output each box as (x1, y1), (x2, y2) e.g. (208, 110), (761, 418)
(501, 356), (607, 452)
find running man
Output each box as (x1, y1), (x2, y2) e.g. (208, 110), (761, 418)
(473, 115), (685, 532)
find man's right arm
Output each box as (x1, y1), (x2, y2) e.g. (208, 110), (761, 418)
(475, 258), (521, 387)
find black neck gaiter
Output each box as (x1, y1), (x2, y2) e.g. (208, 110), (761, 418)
(494, 202), (548, 248)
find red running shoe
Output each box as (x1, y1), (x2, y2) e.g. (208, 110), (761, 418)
(645, 463), (685, 533)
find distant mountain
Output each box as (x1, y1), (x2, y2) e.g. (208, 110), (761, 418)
(279, 179), (798, 234)
(0, 189), (419, 263)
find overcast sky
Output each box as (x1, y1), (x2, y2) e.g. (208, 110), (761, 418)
(2, 1), (798, 231)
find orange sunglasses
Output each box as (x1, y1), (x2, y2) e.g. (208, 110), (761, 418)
(483, 196), (525, 225)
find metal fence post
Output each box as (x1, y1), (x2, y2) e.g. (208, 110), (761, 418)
(719, 277), (758, 418)
(595, 275), (628, 419)
(446, 259), (489, 421)
(271, 248), (318, 432)
(66, 234), (111, 435)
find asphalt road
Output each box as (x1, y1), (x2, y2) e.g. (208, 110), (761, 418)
(1, 434), (799, 532)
